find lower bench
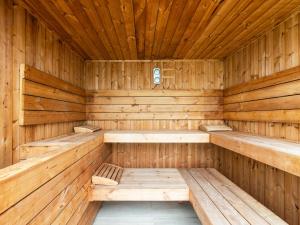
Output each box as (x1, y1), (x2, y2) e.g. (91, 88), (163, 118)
(180, 168), (287, 225)
(89, 168), (189, 201)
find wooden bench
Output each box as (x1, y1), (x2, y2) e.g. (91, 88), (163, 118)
(103, 130), (210, 143)
(0, 131), (110, 225)
(19, 131), (104, 160)
(180, 168), (287, 225)
(210, 131), (300, 177)
(89, 168), (189, 201)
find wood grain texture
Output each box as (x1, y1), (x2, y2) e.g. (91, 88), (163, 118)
(211, 131), (300, 178)
(19, 65), (86, 125)
(0, 132), (111, 225)
(104, 130), (210, 143)
(0, 0), (13, 168)
(180, 168), (287, 225)
(20, 0), (300, 59)
(85, 60), (224, 168)
(222, 12), (300, 225)
(10, 3), (86, 164)
(89, 168), (189, 201)
(223, 65), (300, 122)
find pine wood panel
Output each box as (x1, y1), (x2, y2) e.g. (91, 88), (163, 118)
(112, 143), (219, 168)
(20, 0), (300, 59)
(211, 131), (300, 178)
(223, 65), (300, 122)
(0, 0), (13, 168)
(85, 60), (224, 168)
(10, 3), (86, 164)
(19, 65), (86, 125)
(221, 12), (300, 225)
(216, 147), (300, 225)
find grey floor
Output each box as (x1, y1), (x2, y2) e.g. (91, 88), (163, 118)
(93, 202), (201, 225)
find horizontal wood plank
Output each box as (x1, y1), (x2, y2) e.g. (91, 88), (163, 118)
(211, 131), (300, 177)
(224, 110), (300, 122)
(86, 90), (223, 97)
(21, 64), (85, 96)
(23, 79), (85, 104)
(224, 65), (300, 96)
(20, 111), (86, 125)
(224, 95), (300, 112)
(87, 96), (223, 105)
(87, 104), (223, 113)
(224, 79), (300, 104)
(87, 112), (223, 120)
(23, 95), (85, 112)
(104, 130), (210, 143)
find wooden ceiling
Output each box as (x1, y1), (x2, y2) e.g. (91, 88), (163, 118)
(21, 0), (300, 60)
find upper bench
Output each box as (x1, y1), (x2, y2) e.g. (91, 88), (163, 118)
(210, 131), (300, 177)
(103, 130), (210, 143)
(19, 129), (300, 178)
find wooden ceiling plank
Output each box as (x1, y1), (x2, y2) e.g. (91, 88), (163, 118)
(21, 0), (90, 59)
(207, 0), (299, 58)
(144, 0), (160, 59)
(65, 0), (111, 59)
(49, 0), (102, 59)
(133, 0), (146, 59)
(174, 0), (222, 59)
(106, 0), (132, 59)
(191, 0), (260, 58)
(172, 0), (212, 58)
(213, 1), (300, 58)
(165, 0), (202, 58)
(93, 0), (124, 59)
(158, 0), (187, 58)
(183, 0), (237, 58)
(80, 0), (118, 59)
(151, 0), (174, 59)
(120, 0), (138, 59)
(20, 0), (300, 59)
(196, 0), (283, 58)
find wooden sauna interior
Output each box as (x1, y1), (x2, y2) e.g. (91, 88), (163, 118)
(1, 0), (300, 224)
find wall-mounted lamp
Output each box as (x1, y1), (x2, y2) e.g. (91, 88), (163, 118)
(153, 67), (161, 85)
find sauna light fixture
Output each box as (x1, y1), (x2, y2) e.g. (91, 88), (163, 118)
(153, 67), (161, 84)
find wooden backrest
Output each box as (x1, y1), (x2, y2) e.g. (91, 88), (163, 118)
(19, 64), (86, 125)
(223, 66), (300, 122)
(86, 89), (223, 121)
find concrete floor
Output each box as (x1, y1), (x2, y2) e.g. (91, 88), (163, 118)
(93, 202), (201, 225)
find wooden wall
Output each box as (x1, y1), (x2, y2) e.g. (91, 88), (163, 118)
(223, 11), (300, 143)
(84, 60), (224, 167)
(0, 0), (13, 168)
(222, 12), (300, 225)
(0, 1), (86, 166)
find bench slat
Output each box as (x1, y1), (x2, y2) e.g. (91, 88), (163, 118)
(196, 169), (269, 225)
(189, 169), (249, 225)
(207, 169), (287, 225)
(179, 169), (231, 225)
(180, 168), (287, 225)
(210, 131), (300, 177)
